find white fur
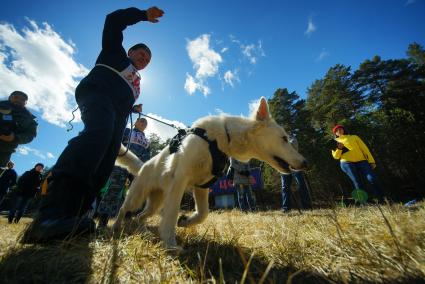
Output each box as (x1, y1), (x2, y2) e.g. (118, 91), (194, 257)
(116, 144), (144, 174)
(113, 97), (306, 249)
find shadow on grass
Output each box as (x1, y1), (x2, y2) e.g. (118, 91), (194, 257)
(176, 236), (333, 284)
(0, 237), (93, 284)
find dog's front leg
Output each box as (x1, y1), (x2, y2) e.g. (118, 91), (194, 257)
(178, 187), (209, 227)
(112, 202), (127, 232)
(159, 183), (186, 249)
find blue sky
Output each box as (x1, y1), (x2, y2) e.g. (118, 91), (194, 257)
(1, 0), (424, 175)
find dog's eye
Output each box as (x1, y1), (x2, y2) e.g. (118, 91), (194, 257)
(282, 136), (288, 143)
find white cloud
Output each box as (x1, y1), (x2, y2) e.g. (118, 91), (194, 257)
(185, 34), (265, 95)
(304, 16), (316, 37)
(214, 108), (227, 115)
(315, 49), (329, 61)
(0, 20), (88, 127)
(16, 145), (54, 160)
(184, 73), (210, 96)
(405, 0), (416, 5)
(16, 146), (29, 155)
(229, 35), (265, 65)
(241, 41), (265, 64)
(186, 34), (222, 78)
(223, 70), (239, 87)
(229, 34), (240, 44)
(185, 34), (222, 96)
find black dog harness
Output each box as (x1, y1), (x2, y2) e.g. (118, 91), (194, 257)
(169, 127), (228, 188)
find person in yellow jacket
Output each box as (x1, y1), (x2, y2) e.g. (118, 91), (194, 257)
(331, 125), (385, 202)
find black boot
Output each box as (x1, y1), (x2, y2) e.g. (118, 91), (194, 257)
(20, 177), (96, 244)
(97, 213), (109, 228)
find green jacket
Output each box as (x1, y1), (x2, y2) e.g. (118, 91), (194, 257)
(0, 100), (38, 153)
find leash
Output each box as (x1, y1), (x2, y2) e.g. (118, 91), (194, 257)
(66, 106), (137, 157)
(138, 113), (185, 130)
(66, 106), (80, 132)
(66, 106), (186, 157)
(118, 113), (135, 157)
(119, 111), (187, 157)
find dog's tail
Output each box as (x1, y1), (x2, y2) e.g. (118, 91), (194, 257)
(115, 144), (143, 175)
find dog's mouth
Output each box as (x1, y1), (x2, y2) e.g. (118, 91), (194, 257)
(273, 156), (291, 172)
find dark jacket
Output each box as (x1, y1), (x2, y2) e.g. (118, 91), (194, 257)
(16, 169), (42, 199)
(0, 168), (17, 192)
(76, 8), (148, 115)
(0, 100), (37, 153)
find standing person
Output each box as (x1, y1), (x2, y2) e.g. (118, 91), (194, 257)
(97, 117), (151, 227)
(280, 135), (312, 212)
(22, 6), (164, 243)
(331, 125), (385, 203)
(228, 158), (256, 211)
(0, 91), (38, 167)
(0, 161), (18, 206)
(8, 163), (44, 224)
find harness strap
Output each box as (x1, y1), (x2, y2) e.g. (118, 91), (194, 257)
(168, 127), (229, 188)
(95, 64), (134, 94)
(188, 128), (228, 177)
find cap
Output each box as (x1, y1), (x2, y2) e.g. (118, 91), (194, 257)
(332, 125), (345, 134)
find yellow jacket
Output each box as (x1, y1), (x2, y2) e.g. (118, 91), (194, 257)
(331, 135), (375, 164)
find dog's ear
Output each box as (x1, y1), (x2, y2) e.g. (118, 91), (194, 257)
(255, 97), (271, 121)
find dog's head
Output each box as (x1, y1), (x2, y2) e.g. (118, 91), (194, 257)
(241, 97), (307, 174)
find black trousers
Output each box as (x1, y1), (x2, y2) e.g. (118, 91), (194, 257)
(49, 90), (129, 214)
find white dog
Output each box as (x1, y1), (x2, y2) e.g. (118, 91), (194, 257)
(113, 97), (307, 249)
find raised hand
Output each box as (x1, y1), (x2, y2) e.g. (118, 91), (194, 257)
(132, 104), (143, 114)
(147, 7), (164, 23)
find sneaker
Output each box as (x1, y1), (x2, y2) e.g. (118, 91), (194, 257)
(20, 216), (96, 244)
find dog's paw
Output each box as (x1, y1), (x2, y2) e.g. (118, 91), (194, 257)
(177, 215), (189, 227)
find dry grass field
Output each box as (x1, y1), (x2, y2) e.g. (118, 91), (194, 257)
(0, 202), (424, 283)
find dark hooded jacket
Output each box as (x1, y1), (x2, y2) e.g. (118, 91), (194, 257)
(0, 100), (37, 153)
(16, 168), (42, 199)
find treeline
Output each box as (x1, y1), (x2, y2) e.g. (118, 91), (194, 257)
(262, 42), (425, 204)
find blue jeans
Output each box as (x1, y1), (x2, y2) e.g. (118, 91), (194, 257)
(8, 196), (32, 223)
(236, 184), (255, 211)
(340, 161), (385, 201)
(281, 171), (312, 210)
